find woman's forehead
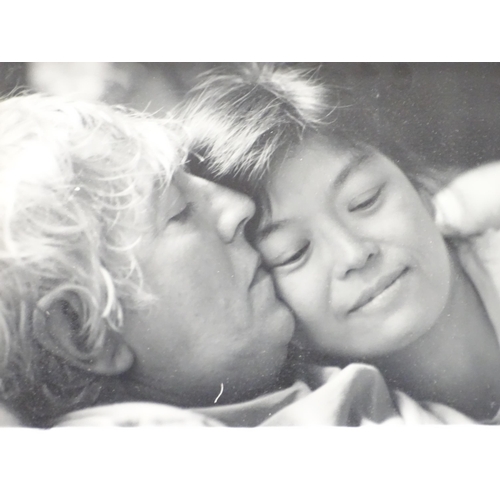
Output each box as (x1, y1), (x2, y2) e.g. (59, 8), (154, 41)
(268, 136), (365, 192)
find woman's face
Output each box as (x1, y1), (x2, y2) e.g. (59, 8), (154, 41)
(255, 135), (452, 358)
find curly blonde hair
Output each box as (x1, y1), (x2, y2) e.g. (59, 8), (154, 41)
(0, 94), (181, 425)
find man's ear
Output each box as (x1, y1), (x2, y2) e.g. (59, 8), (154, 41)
(34, 292), (134, 376)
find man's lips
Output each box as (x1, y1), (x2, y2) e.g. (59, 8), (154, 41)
(348, 267), (409, 313)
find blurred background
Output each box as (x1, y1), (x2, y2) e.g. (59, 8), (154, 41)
(3, 62), (500, 169)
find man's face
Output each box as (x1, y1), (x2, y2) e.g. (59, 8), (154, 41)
(121, 172), (294, 406)
(255, 135), (451, 359)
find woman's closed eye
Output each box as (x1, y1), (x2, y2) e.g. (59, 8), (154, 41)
(348, 185), (384, 212)
(260, 241), (311, 270)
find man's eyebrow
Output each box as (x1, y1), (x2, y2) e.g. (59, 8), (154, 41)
(151, 174), (177, 235)
(150, 178), (166, 235)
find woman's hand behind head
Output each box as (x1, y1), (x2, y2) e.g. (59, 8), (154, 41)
(434, 161), (500, 236)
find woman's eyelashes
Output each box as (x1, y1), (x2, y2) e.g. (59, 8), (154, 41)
(347, 184), (384, 213)
(279, 242), (310, 267)
(263, 241), (311, 269)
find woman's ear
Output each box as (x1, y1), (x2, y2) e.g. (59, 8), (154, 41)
(33, 291), (134, 376)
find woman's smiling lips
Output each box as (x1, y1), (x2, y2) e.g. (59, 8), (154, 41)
(348, 267), (410, 314)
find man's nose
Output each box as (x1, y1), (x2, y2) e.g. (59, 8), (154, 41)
(210, 183), (256, 243)
(321, 220), (379, 280)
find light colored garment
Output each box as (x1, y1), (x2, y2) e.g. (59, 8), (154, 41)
(57, 362), (476, 426)
(197, 363), (476, 426)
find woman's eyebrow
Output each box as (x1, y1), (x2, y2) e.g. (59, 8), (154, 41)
(332, 151), (371, 191)
(257, 219), (289, 240)
(258, 152), (371, 241)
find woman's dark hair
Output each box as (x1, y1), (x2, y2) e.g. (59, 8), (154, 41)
(178, 63), (454, 204)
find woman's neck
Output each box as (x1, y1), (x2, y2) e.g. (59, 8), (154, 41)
(373, 249), (500, 420)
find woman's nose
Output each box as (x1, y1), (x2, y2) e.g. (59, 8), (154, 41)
(322, 221), (379, 279)
(209, 182), (256, 243)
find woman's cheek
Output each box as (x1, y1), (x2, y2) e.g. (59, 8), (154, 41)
(376, 196), (424, 242)
(272, 273), (295, 308)
(276, 271), (321, 325)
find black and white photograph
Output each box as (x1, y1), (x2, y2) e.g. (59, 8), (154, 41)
(2, 62), (500, 428)
(2, 60), (500, 496)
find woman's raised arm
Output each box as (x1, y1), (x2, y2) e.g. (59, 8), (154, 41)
(434, 161), (500, 236)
